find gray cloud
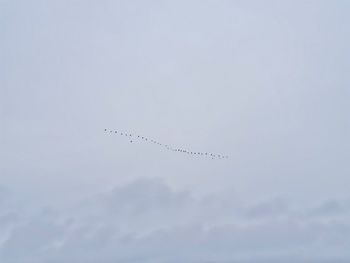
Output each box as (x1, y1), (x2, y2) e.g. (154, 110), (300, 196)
(244, 197), (289, 219)
(1, 178), (350, 263)
(1, 0), (349, 262)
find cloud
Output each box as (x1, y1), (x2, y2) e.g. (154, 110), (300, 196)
(2, 0), (349, 261)
(244, 197), (289, 219)
(73, 177), (195, 233)
(1, 178), (350, 263)
(308, 199), (350, 218)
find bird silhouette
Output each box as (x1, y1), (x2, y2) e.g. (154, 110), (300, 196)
(104, 128), (228, 159)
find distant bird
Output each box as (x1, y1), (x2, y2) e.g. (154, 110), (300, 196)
(105, 128), (228, 160)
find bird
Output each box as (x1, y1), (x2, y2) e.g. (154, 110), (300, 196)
(105, 128), (228, 160)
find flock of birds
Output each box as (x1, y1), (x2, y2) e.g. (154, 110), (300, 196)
(104, 129), (228, 160)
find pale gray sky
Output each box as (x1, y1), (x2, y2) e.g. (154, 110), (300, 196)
(1, 0), (350, 262)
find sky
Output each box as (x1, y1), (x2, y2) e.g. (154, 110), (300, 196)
(1, 0), (350, 262)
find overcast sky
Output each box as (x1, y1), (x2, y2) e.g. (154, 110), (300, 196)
(1, 0), (350, 262)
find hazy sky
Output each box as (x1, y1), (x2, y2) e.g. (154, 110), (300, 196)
(1, 0), (350, 262)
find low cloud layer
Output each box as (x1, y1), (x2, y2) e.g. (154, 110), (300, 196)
(1, 178), (350, 263)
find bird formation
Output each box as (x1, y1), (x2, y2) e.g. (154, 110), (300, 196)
(104, 128), (228, 160)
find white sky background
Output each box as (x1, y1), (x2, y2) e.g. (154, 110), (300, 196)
(1, 0), (350, 262)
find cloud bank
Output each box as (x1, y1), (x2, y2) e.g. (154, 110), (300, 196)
(1, 178), (350, 263)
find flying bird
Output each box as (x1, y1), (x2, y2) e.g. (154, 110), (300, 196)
(104, 128), (228, 160)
